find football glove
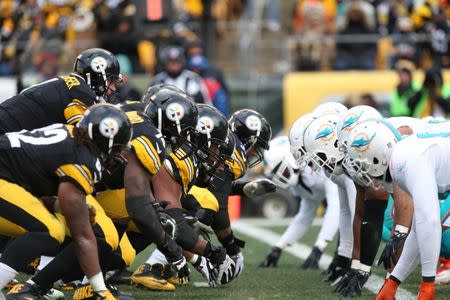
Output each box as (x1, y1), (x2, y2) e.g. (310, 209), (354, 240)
(215, 255), (235, 285)
(243, 178), (277, 197)
(377, 227), (408, 270)
(335, 268), (370, 297)
(191, 255), (218, 287)
(231, 252), (244, 278)
(152, 202), (177, 238)
(302, 246), (322, 269)
(171, 256), (190, 285)
(323, 254), (351, 285)
(259, 246), (282, 267)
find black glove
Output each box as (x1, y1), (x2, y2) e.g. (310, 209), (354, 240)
(152, 202), (177, 238)
(335, 268), (370, 297)
(302, 246), (322, 269)
(377, 227), (408, 270)
(323, 254), (351, 285)
(171, 256), (190, 285)
(243, 178), (277, 197)
(259, 246), (282, 267)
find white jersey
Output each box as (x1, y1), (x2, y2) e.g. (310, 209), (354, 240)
(293, 166), (336, 203)
(389, 135), (449, 278)
(390, 136), (450, 196)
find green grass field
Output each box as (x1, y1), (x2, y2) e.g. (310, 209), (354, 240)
(15, 219), (450, 299)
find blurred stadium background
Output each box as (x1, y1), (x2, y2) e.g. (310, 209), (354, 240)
(0, 0), (449, 219)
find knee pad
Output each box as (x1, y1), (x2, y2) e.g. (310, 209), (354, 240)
(166, 208), (198, 250)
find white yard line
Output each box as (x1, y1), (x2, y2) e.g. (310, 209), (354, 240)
(232, 219), (415, 300)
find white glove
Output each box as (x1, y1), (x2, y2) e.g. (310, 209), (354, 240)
(190, 255), (218, 287)
(216, 255), (235, 285)
(243, 178), (277, 197)
(231, 252), (244, 278)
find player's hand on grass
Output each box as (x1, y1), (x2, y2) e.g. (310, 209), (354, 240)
(259, 246), (282, 268)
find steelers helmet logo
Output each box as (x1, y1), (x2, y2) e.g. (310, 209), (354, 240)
(197, 116), (214, 134)
(90, 56), (107, 73)
(99, 117), (119, 138)
(166, 103), (185, 121)
(245, 115), (262, 132)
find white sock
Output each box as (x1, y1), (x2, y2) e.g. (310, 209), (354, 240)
(81, 276), (89, 284)
(88, 273), (107, 292)
(37, 256), (54, 271)
(0, 263), (18, 289)
(145, 249), (168, 265)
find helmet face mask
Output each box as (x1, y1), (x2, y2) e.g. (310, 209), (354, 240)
(289, 113), (316, 170)
(344, 119), (400, 189)
(229, 109), (272, 168)
(73, 48), (122, 100)
(144, 89), (199, 160)
(77, 103), (132, 174)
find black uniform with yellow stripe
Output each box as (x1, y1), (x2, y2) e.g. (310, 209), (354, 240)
(0, 74), (97, 134)
(0, 124), (101, 273)
(96, 104), (166, 221)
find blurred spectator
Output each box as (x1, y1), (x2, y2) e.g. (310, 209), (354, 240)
(212, 0), (245, 37)
(293, 0), (337, 34)
(187, 54), (229, 116)
(426, 8), (450, 68)
(110, 54), (141, 103)
(407, 67), (450, 118)
(243, 0), (281, 32)
(151, 45), (210, 103)
(390, 16), (419, 68)
(390, 60), (421, 117)
(334, 2), (376, 70)
(291, 1), (335, 70)
(185, 39), (229, 95)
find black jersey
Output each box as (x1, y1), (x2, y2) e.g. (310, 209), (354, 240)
(98, 105), (166, 190)
(225, 132), (248, 180)
(164, 144), (199, 194)
(0, 74), (97, 133)
(0, 124), (101, 197)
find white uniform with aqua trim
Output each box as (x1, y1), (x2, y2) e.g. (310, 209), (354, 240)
(389, 135), (450, 281)
(276, 166), (340, 250)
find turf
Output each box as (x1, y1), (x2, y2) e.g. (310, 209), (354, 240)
(13, 222), (450, 299)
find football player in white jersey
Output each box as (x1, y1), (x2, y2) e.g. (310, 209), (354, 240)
(346, 119), (450, 299)
(259, 136), (340, 269)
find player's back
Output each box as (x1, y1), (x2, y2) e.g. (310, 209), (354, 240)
(0, 124), (100, 197)
(0, 75), (97, 133)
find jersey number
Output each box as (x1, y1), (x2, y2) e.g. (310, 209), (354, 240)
(7, 125), (68, 148)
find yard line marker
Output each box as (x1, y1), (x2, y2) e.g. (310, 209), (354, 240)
(232, 219), (415, 300)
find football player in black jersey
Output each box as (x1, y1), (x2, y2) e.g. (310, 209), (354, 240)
(14, 102), (191, 299)
(1, 104), (132, 300)
(0, 48), (121, 134)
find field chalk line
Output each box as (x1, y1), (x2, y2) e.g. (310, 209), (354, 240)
(232, 219), (415, 300)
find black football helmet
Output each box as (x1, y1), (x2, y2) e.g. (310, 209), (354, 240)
(77, 103), (132, 165)
(144, 89), (198, 159)
(229, 109), (272, 168)
(196, 104), (230, 171)
(142, 83), (185, 105)
(73, 48), (122, 99)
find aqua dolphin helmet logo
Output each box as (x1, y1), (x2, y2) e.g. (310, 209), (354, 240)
(350, 132), (376, 152)
(341, 111), (364, 131)
(315, 123), (336, 141)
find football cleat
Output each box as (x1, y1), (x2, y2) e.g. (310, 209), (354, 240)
(43, 289), (64, 300)
(72, 284), (117, 300)
(106, 269), (133, 285)
(375, 278), (399, 300)
(6, 283), (45, 300)
(4, 279), (19, 291)
(416, 282), (435, 300)
(436, 258), (450, 285)
(130, 264), (175, 291)
(163, 265), (189, 286)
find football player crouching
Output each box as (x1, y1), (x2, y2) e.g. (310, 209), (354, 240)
(4, 104), (132, 300)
